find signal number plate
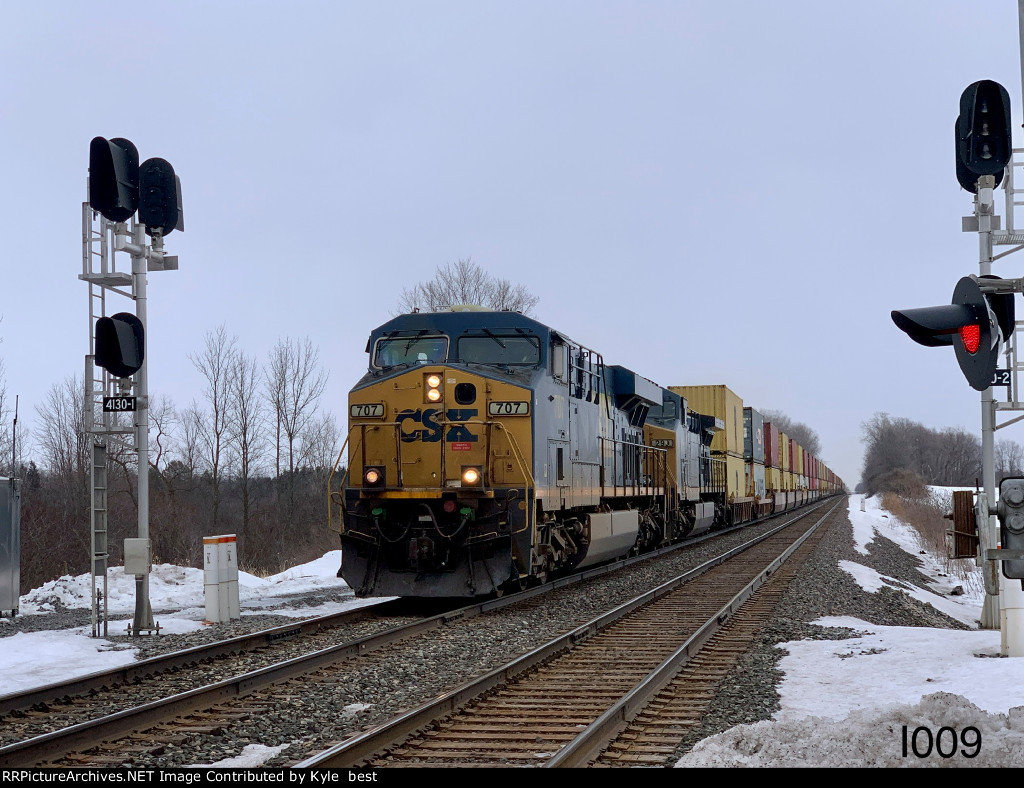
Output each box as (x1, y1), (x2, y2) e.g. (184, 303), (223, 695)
(488, 401), (530, 416)
(103, 396), (137, 412)
(651, 439), (674, 447)
(350, 403), (385, 418)
(993, 369), (1012, 387)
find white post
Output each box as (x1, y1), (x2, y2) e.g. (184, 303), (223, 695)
(204, 534), (239, 623)
(204, 536), (222, 623)
(130, 220), (154, 634)
(1002, 573), (1024, 656)
(978, 180), (1002, 630)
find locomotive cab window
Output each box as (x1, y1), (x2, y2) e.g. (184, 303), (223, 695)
(457, 335), (540, 366)
(373, 336), (448, 369)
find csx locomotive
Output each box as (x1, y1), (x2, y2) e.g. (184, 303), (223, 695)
(329, 307), (843, 597)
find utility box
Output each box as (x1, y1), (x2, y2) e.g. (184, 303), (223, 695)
(0, 478), (21, 616)
(204, 534), (240, 623)
(123, 538), (151, 576)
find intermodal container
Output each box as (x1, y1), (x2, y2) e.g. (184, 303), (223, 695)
(745, 461), (766, 498)
(763, 422), (778, 468)
(670, 385), (744, 458)
(743, 407), (765, 464)
(726, 454), (747, 501)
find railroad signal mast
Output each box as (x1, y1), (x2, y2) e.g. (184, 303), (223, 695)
(81, 136), (182, 637)
(891, 49), (1024, 647)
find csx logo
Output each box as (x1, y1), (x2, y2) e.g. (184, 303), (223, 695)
(396, 408), (478, 443)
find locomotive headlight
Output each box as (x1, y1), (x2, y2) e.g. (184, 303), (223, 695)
(424, 373), (442, 403)
(461, 466), (482, 486)
(363, 466), (385, 488)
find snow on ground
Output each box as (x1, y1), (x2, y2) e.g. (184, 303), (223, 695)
(675, 492), (1024, 768)
(6, 493), (1024, 766)
(0, 551), (386, 696)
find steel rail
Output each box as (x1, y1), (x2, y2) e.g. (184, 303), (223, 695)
(543, 497), (844, 767)
(293, 500), (837, 768)
(0, 598), (401, 717)
(0, 495), (839, 767)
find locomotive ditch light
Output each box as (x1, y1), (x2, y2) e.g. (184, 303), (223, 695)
(363, 466), (386, 488)
(425, 373), (443, 403)
(461, 466), (483, 486)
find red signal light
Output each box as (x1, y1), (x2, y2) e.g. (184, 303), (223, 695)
(960, 324), (981, 354)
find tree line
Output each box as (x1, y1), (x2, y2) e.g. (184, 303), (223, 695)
(859, 412), (1024, 496)
(2, 328), (341, 594)
(0, 258), (549, 595)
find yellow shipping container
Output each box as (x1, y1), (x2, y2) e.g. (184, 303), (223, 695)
(765, 465), (780, 492)
(670, 385), (744, 457)
(725, 454), (746, 502)
(779, 432), (790, 471)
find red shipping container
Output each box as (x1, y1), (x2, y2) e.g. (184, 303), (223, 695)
(763, 422), (778, 468)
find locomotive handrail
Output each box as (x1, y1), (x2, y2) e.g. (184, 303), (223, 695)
(327, 430), (362, 535)
(327, 442), (348, 535)
(599, 436), (669, 496)
(490, 421), (535, 538)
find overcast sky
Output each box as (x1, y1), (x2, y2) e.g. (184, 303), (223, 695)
(3, 1), (1024, 488)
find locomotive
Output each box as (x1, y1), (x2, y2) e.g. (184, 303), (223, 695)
(329, 306), (843, 598)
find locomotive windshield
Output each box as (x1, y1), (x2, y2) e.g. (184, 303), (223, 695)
(458, 335), (540, 366)
(373, 335), (449, 368)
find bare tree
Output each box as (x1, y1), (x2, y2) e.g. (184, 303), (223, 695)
(190, 326), (238, 529)
(178, 401), (205, 479)
(266, 337), (328, 516)
(996, 439), (1024, 480)
(228, 350), (267, 541)
(34, 374), (91, 556)
(934, 427), (982, 485)
(147, 395), (178, 476)
(296, 410), (341, 472)
(860, 412), (983, 494)
(35, 375), (89, 490)
(396, 258), (540, 316)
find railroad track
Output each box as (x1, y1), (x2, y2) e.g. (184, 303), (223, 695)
(0, 498), (838, 767)
(297, 499), (843, 767)
(0, 599), (409, 721)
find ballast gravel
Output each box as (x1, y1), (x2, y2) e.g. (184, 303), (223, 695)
(1, 500), (975, 768)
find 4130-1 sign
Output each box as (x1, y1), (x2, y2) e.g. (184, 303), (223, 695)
(103, 396), (137, 412)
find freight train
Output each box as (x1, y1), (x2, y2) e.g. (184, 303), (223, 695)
(329, 307), (845, 598)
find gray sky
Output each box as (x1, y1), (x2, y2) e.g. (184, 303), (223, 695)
(2, 0), (1022, 488)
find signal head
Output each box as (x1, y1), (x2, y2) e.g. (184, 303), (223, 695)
(88, 137), (140, 223)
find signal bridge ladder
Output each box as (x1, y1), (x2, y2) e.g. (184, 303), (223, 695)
(80, 202), (135, 438)
(80, 202), (136, 637)
(989, 150), (1024, 419)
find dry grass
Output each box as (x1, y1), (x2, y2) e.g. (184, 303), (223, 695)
(880, 491), (981, 589)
